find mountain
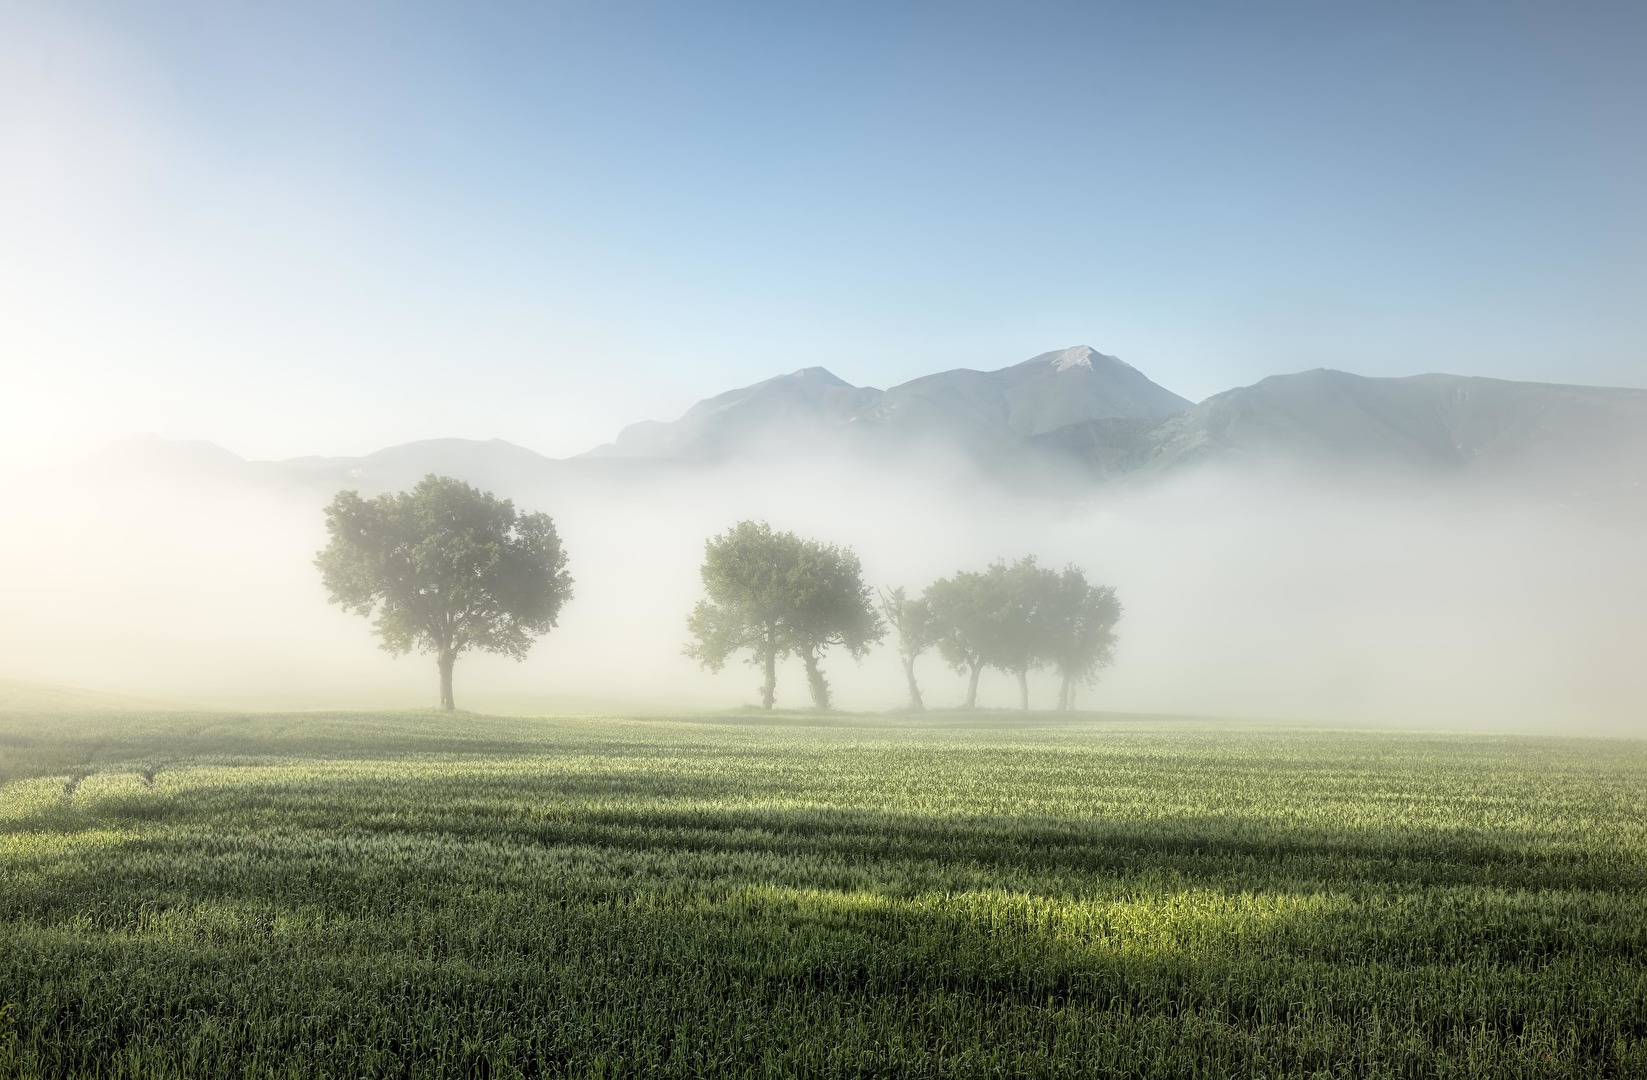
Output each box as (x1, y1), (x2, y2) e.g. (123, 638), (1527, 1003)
(585, 346), (1191, 463)
(858, 346), (1191, 442)
(1133, 369), (1647, 483)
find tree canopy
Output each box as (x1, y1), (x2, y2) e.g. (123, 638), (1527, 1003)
(315, 474), (572, 710)
(685, 521), (882, 710)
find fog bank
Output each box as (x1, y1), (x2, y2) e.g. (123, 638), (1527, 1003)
(0, 451), (1642, 732)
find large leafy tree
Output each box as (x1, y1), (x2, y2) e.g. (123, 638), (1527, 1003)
(878, 586), (936, 711)
(315, 475), (573, 711)
(685, 521), (882, 710)
(1040, 566), (1122, 711)
(684, 521), (799, 710)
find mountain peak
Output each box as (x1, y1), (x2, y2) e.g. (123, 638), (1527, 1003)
(788, 366), (851, 386)
(1051, 345), (1095, 372)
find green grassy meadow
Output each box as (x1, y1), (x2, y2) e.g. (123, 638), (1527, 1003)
(1, 709), (1644, 1078)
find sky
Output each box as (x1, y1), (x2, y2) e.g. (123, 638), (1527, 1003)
(3, 0), (1645, 469)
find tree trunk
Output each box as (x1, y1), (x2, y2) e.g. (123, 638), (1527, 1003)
(901, 656), (924, 712)
(1059, 672), (1075, 712)
(965, 662), (982, 709)
(801, 647), (831, 711)
(759, 639), (777, 710)
(1016, 668), (1029, 711)
(437, 650), (457, 712)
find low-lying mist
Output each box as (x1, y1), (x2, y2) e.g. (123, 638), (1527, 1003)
(1, 446), (1642, 732)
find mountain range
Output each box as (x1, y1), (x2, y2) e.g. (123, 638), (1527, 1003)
(585, 345), (1647, 491)
(73, 346), (1647, 499)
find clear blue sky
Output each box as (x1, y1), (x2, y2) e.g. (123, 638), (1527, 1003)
(3, 1), (1644, 465)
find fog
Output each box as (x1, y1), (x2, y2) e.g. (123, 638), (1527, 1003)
(1, 447), (1643, 733)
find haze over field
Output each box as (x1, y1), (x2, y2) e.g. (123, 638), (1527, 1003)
(3, 346), (1642, 730)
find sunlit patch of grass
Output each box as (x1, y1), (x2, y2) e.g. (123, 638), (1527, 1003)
(0, 775), (69, 822)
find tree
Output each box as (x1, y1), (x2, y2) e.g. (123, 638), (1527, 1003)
(685, 521), (882, 710)
(685, 521), (799, 710)
(926, 557), (1076, 711)
(924, 569), (1000, 709)
(986, 556), (1063, 711)
(786, 538), (884, 709)
(315, 475), (572, 711)
(877, 586), (936, 711)
(1040, 566), (1122, 711)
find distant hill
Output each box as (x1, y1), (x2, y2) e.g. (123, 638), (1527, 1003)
(89, 435), (249, 479)
(74, 435), (564, 497)
(305, 438), (561, 493)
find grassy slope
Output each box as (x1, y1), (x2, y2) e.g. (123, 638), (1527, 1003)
(0, 709), (1644, 1078)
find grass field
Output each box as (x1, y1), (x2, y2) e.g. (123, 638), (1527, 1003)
(1, 709), (1644, 1078)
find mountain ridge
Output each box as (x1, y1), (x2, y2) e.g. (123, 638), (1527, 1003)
(1136, 368), (1647, 480)
(584, 345), (1193, 461)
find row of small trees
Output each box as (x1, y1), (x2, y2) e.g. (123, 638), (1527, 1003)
(313, 479), (1122, 711)
(884, 559), (1121, 712)
(685, 520), (1122, 711)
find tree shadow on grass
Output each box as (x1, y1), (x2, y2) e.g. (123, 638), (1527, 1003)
(7, 761), (1644, 903)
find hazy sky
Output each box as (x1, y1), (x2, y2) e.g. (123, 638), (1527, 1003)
(4, 1), (1645, 468)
